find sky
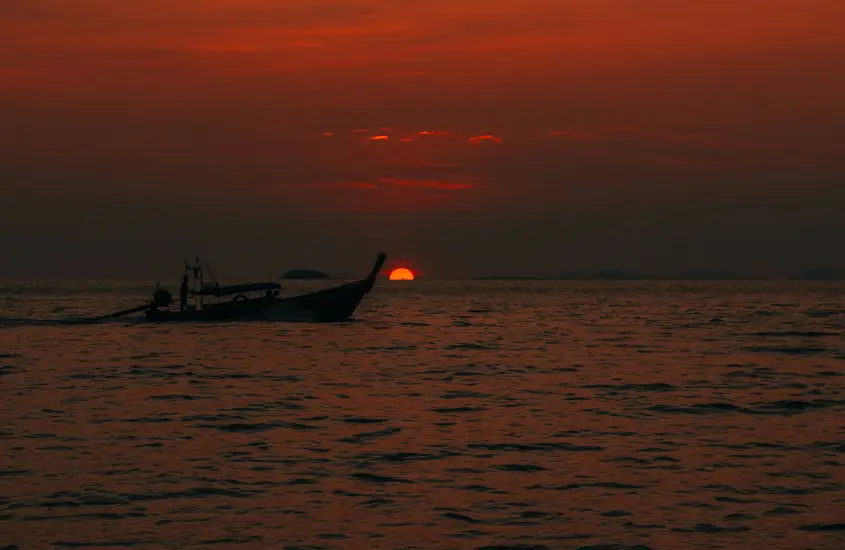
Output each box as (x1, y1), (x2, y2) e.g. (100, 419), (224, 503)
(1, 0), (844, 279)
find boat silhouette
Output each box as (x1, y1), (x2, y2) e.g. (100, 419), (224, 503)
(95, 252), (387, 323)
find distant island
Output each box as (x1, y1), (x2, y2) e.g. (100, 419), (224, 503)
(280, 269), (330, 279)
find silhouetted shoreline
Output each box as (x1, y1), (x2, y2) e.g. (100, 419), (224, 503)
(472, 268), (845, 281)
(472, 276), (542, 281)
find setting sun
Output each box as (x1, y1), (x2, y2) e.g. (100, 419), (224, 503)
(389, 268), (415, 281)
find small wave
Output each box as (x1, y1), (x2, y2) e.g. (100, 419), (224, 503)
(432, 406), (488, 413)
(358, 497), (395, 508)
(355, 451), (460, 463)
(124, 417), (174, 424)
(604, 456), (680, 466)
(149, 394), (202, 401)
(21, 511), (148, 522)
(575, 542), (655, 550)
(715, 442), (795, 452)
(198, 536), (264, 545)
(755, 400), (844, 413)
(810, 441), (845, 453)
(339, 427), (402, 444)
(600, 510), (634, 518)
(743, 345), (832, 355)
(442, 512), (485, 524)
(527, 482), (643, 491)
(621, 522), (666, 530)
(648, 403), (748, 415)
(195, 422), (319, 432)
(0, 468), (31, 477)
(453, 484), (509, 494)
(763, 506), (804, 516)
(444, 343), (499, 350)
(31, 487), (265, 509)
(752, 331), (841, 337)
(649, 400), (844, 416)
(341, 417), (388, 424)
(806, 309), (845, 317)
(180, 413), (247, 422)
(364, 344), (418, 351)
(724, 512), (759, 521)
(350, 472), (414, 484)
(0, 317), (114, 327)
(468, 442), (603, 452)
(756, 483), (843, 495)
(0, 365), (25, 377)
(583, 383), (676, 392)
(52, 540), (155, 548)
(796, 523), (845, 531)
(671, 524), (749, 533)
(495, 464), (547, 472)
(441, 391), (491, 399)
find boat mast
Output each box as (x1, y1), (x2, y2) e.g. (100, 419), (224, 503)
(185, 256), (204, 310)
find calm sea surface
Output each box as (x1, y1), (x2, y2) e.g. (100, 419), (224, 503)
(1, 281), (844, 549)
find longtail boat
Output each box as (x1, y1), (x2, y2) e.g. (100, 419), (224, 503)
(96, 253), (387, 323)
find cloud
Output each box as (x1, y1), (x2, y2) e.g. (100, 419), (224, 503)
(327, 176), (475, 193)
(327, 181), (378, 190)
(281, 173), (481, 213)
(545, 131), (591, 139)
(0, 1), (386, 30)
(468, 134), (503, 145)
(378, 177), (474, 191)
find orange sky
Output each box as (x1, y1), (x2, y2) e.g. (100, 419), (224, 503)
(1, 0), (844, 278)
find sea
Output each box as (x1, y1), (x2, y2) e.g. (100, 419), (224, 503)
(1, 280), (844, 549)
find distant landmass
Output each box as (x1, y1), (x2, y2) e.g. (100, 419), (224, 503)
(280, 269), (330, 279)
(556, 270), (659, 281)
(472, 276), (542, 280)
(468, 267), (845, 281)
(675, 270), (745, 281)
(791, 268), (845, 281)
